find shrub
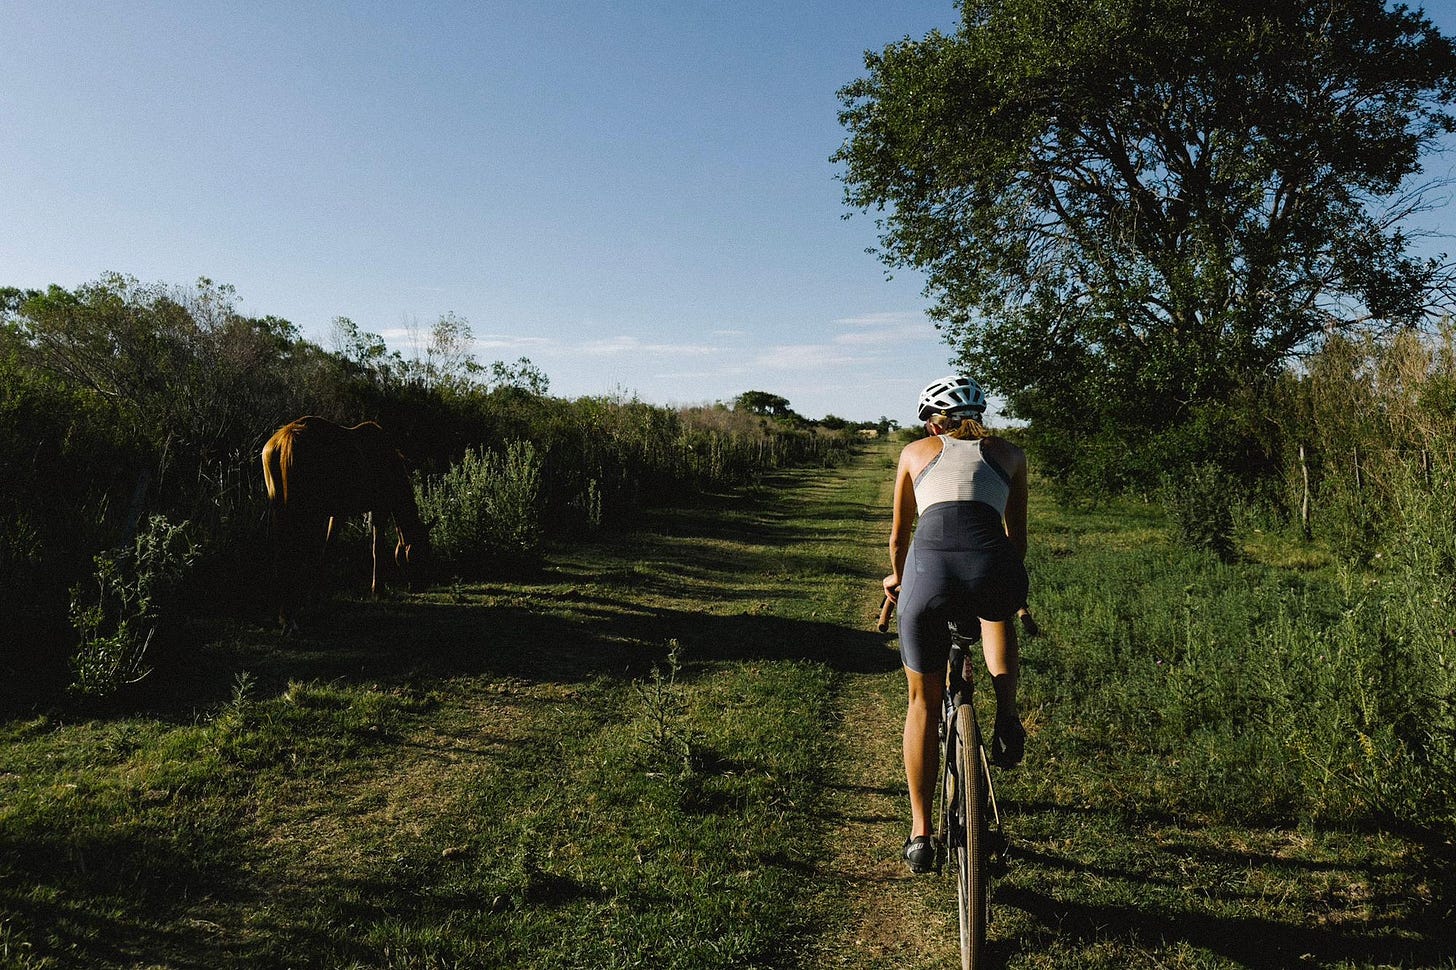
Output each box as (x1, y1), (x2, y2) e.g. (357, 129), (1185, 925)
(1374, 456), (1456, 825)
(415, 439), (544, 565)
(1161, 462), (1237, 561)
(68, 515), (200, 698)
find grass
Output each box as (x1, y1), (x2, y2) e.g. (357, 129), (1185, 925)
(0, 451), (894, 969)
(1, 443), (1453, 968)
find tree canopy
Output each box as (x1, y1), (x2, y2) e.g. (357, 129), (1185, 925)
(733, 390), (797, 419)
(836, 0), (1456, 485)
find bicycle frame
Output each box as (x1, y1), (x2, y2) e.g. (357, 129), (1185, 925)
(944, 625), (1004, 845)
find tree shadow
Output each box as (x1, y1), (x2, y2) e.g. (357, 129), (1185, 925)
(132, 593), (902, 716)
(91, 456), (896, 716)
(989, 796), (1455, 969)
(996, 880), (1452, 969)
(0, 823), (264, 969)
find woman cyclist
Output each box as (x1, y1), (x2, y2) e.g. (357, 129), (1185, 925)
(883, 375), (1029, 874)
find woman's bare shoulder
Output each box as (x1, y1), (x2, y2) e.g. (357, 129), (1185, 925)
(981, 435), (1026, 471)
(899, 434), (942, 475)
(901, 434), (940, 455)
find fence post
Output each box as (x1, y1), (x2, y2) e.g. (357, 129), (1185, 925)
(1299, 443), (1311, 540)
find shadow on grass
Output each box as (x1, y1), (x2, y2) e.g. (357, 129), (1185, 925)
(0, 822), (266, 969)
(988, 797), (1456, 970)
(137, 595), (901, 717)
(996, 880), (1452, 969)
(111, 466), (900, 716)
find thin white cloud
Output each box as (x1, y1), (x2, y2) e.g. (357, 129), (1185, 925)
(582, 335), (719, 357)
(834, 326), (929, 346)
(753, 344), (868, 370)
(832, 311), (925, 328)
(831, 310), (937, 346)
(473, 335), (557, 351)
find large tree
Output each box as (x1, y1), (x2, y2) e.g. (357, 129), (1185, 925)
(836, 0), (1456, 485)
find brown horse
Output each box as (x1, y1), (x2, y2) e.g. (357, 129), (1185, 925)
(262, 416), (430, 633)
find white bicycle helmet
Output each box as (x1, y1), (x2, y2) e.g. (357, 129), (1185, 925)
(917, 375), (987, 421)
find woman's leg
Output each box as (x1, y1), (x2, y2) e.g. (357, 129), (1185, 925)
(903, 665), (945, 838)
(980, 618), (1024, 765)
(978, 618), (1020, 717)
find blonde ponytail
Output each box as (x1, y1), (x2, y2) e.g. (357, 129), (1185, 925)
(931, 413), (992, 440)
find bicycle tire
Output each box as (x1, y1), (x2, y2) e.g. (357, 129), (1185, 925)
(952, 703), (989, 970)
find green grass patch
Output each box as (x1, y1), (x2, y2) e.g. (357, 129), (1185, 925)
(0, 449), (895, 969)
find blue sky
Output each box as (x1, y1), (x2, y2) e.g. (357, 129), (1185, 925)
(2, 1), (971, 423)
(6, 2), (1456, 423)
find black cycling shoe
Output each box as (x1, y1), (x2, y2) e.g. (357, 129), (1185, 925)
(990, 716), (1025, 769)
(988, 829), (1011, 875)
(903, 835), (939, 874)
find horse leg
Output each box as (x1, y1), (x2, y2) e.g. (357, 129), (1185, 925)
(393, 527), (410, 590)
(369, 511), (384, 598)
(273, 508), (318, 636)
(270, 505), (294, 634)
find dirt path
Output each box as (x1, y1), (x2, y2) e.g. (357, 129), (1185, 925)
(796, 444), (965, 970)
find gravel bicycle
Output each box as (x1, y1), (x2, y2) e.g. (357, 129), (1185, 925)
(879, 597), (1008, 970)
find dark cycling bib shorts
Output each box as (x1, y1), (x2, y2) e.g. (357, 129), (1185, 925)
(898, 501), (1029, 674)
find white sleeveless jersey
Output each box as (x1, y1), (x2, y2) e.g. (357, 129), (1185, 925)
(912, 436), (1012, 516)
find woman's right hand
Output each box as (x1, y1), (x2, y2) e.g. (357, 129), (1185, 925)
(883, 574), (900, 601)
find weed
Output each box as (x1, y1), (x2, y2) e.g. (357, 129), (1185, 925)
(229, 670), (256, 710)
(634, 639), (703, 781)
(1161, 462), (1237, 561)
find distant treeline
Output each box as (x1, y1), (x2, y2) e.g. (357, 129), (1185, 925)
(0, 274), (857, 706)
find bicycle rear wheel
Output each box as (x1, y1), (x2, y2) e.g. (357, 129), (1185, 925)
(951, 703), (989, 970)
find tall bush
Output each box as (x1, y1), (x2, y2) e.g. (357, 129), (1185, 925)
(1161, 462), (1237, 561)
(1269, 328), (1456, 557)
(415, 440), (544, 565)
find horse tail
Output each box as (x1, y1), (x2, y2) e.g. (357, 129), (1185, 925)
(261, 428), (291, 506)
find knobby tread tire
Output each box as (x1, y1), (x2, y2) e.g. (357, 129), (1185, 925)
(953, 703), (989, 970)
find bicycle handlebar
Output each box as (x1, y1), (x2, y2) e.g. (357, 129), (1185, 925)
(877, 594), (895, 633)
